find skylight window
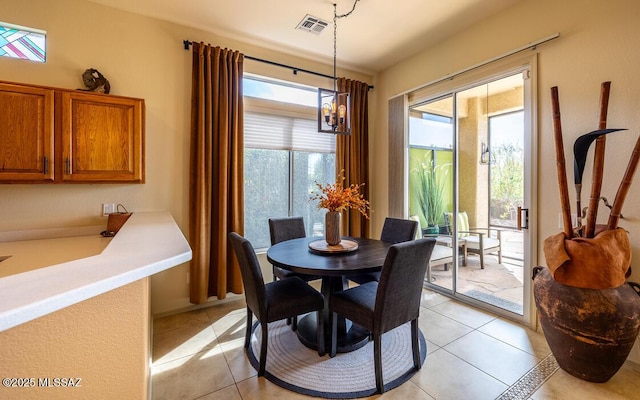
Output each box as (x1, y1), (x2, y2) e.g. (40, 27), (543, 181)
(0, 22), (46, 62)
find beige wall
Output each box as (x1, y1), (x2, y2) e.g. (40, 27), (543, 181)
(0, 278), (150, 399)
(458, 95), (485, 226)
(373, 0), (640, 362)
(0, 0), (372, 314)
(3, 0), (640, 362)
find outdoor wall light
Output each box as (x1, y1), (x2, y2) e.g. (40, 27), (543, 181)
(480, 141), (494, 164)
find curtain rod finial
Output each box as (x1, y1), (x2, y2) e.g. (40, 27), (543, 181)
(183, 40), (192, 50)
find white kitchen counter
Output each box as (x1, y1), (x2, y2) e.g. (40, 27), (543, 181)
(0, 211), (192, 332)
(0, 235), (112, 279)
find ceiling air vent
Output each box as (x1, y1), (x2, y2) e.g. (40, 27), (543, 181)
(295, 14), (329, 34)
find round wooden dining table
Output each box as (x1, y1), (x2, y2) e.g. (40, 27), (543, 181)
(266, 236), (392, 353)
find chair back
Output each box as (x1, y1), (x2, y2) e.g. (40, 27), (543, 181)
(409, 215), (423, 240)
(269, 217), (306, 245)
(444, 211), (470, 237)
(229, 232), (267, 319)
(374, 238), (436, 334)
(380, 217), (419, 244)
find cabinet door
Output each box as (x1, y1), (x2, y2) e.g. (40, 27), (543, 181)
(0, 83), (54, 182)
(60, 92), (144, 182)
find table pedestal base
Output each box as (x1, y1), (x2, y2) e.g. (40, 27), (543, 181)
(296, 313), (370, 353)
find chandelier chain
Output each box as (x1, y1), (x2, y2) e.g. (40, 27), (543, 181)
(332, 0), (361, 91)
(336, 0), (361, 19)
(333, 4), (337, 90)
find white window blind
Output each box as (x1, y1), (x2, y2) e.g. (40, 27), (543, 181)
(244, 112), (335, 153)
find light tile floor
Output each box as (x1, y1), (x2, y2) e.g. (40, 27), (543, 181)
(151, 289), (640, 400)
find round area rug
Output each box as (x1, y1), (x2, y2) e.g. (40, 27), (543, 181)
(247, 319), (427, 398)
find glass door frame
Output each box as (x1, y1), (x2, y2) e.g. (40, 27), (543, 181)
(406, 53), (538, 327)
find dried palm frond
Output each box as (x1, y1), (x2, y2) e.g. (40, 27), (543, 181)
(573, 128), (626, 231)
(574, 129), (626, 186)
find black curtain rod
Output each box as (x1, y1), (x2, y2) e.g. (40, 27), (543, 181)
(183, 40), (373, 90)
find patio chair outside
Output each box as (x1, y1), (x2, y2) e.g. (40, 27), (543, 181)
(444, 211), (502, 269)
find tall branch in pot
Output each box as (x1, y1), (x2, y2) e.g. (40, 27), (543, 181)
(550, 86), (574, 238)
(608, 134), (640, 230)
(585, 82), (611, 237)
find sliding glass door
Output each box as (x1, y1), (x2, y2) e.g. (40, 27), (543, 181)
(407, 59), (536, 324)
(455, 75), (526, 315)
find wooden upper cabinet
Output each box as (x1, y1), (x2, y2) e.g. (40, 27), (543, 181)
(0, 83), (55, 182)
(59, 92), (145, 182)
(0, 80), (144, 184)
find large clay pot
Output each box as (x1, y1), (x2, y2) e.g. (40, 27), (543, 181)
(533, 266), (640, 382)
(325, 211), (342, 245)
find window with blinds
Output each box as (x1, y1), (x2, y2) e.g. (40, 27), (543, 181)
(244, 111), (335, 153)
(243, 76), (336, 250)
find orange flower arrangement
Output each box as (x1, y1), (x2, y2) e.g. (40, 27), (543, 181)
(310, 170), (371, 218)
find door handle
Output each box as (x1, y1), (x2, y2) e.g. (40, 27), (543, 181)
(517, 207), (529, 230)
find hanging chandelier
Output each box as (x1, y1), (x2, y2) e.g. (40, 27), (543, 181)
(318, 1), (360, 135)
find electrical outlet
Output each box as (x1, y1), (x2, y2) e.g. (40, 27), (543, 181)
(102, 203), (116, 216)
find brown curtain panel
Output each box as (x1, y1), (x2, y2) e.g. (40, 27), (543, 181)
(336, 77), (370, 238)
(189, 43), (245, 304)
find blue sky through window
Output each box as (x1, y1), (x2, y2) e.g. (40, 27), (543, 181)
(244, 77), (317, 107)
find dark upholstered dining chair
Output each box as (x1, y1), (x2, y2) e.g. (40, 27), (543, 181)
(329, 238), (436, 393)
(228, 232), (325, 376)
(348, 217), (419, 285)
(268, 217), (321, 282)
(268, 217), (322, 329)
